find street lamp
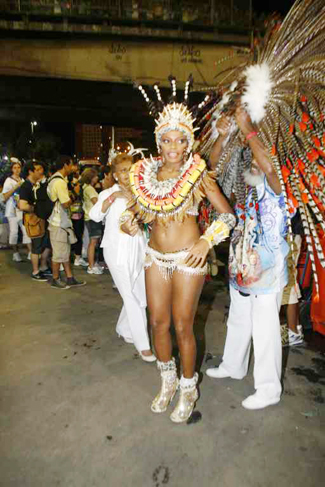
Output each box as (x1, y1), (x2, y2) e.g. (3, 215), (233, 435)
(31, 120), (37, 135)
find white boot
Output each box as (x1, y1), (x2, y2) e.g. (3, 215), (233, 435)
(151, 358), (179, 413)
(170, 373), (199, 423)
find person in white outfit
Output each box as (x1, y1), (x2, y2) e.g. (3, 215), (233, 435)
(89, 153), (155, 363)
(2, 160), (31, 261)
(206, 107), (289, 410)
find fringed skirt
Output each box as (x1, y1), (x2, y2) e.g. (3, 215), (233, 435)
(144, 246), (208, 280)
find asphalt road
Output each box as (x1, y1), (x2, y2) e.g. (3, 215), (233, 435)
(0, 250), (324, 487)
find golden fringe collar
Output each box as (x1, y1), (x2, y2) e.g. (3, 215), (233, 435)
(129, 154), (212, 223)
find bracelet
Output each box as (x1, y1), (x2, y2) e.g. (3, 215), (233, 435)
(246, 131), (258, 141)
(200, 213), (236, 249)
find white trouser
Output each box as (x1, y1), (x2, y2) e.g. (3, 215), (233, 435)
(103, 248), (150, 353)
(8, 216), (31, 245)
(221, 286), (283, 400)
(0, 223), (9, 245)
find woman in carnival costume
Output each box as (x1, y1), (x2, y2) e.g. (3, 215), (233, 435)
(121, 78), (235, 423)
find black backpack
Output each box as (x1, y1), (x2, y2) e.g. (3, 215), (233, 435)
(35, 175), (62, 220)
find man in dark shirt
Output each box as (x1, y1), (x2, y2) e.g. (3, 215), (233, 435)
(19, 161), (52, 281)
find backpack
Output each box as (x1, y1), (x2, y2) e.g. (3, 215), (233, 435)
(35, 175), (62, 220)
(34, 180), (53, 220)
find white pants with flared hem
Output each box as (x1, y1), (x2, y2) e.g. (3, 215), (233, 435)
(221, 285), (283, 400)
(104, 249), (150, 353)
(8, 216), (31, 245)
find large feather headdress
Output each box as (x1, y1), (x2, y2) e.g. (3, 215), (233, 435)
(197, 0), (325, 298)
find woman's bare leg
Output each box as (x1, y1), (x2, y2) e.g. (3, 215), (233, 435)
(87, 238), (99, 268)
(145, 264), (173, 362)
(286, 303), (300, 333)
(172, 272), (205, 378)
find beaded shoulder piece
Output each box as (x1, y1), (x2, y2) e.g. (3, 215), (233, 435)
(128, 153), (214, 224)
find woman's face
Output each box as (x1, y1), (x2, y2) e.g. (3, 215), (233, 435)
(159, 130), (188, 165)
(12, 164), (21, 178)
(114, 161), (132, 188)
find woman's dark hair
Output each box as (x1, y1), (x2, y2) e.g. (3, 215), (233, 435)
(10, 161), (21, 173)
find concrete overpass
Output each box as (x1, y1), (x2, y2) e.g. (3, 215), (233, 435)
(0, 0), (252, 125)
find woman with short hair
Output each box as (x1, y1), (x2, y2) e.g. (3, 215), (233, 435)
(2, 160), (31, 261)
(80, 168), (103, 275)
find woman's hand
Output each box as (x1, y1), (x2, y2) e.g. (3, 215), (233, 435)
(184, 239), (210, 268)
(121, 218), (140, 237)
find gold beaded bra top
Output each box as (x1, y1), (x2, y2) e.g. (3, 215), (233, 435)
(128, 153), (214, 224)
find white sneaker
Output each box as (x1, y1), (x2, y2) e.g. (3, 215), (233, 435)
(74, 257), (88, 267)
(206, 364), (231, 379)
(242, 392), (280, 410)
(87, 266), (103, 275)
(95, 262), (105, 271)
(27, 251), (31, 260)
(288, 325), (304, 346)
(13, 252), (23, 262)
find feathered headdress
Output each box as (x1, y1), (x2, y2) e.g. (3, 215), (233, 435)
(197, 0), (325, 299)
(136, 75), (210, 152)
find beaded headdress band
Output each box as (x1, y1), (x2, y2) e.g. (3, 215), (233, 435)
(136, 75), (210, 152)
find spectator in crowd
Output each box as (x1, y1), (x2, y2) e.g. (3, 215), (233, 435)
(0, 180), (9, 249)
(2, 159), (31, 262)
(281, 211), (304, 346)
(101, 165), (115, 191)
(69, 169), (87, 267)
(206, 107), (289, 410)
(19, 161), (52, 281)
(80, 168), (103, 275)
(47, 155), (86, 289)
(90, 153), (155, 362)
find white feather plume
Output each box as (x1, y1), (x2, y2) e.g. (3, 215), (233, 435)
(241, 63), (273, 123)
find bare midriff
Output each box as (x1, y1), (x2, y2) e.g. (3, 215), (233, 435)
(149, 215), (200, 253)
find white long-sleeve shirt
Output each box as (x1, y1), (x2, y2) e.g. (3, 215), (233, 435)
(89, 184), (147, 306)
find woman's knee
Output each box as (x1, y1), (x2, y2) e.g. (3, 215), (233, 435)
(150, 315), (170, 334)
(174, 316), (194, 340)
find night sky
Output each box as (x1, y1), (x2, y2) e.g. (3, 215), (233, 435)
(253, 0), (295, 16)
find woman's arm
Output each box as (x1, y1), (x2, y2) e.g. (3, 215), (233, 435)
(185, 179), (235, 269)
(89, 190), (124, 222)
(204, 180), (233, 215)
(3, 180), (22, 202)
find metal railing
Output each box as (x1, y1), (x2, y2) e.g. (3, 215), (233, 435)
(0, 1), (255, 28)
